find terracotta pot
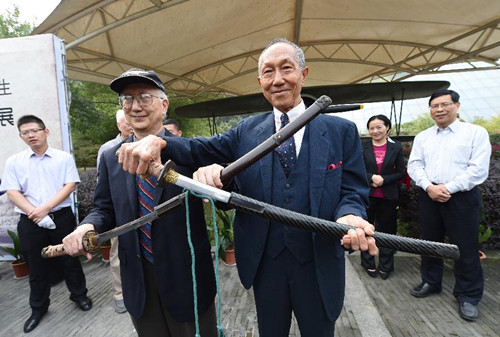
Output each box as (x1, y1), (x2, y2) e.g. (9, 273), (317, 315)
(101, 245), (111, 262)
(11, 259), (29, 279)
(223, 248), (236, 266)
(479, 250), (487, 260)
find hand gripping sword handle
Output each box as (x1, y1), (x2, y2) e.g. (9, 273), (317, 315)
(41, 230), (100, 258)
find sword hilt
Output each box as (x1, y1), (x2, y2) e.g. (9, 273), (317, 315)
(41, 230), (100, 258)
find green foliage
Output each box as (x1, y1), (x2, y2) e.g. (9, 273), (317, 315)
(478, 225), (492, 244)
(0, 230), (24, 262)
(69, 80), (119, 143)
(216, 208), (235, 250)
(399, 113), (435, 135)
(472, 113), (500, 136)
(69, 80), (121, 167)
(206, 206), (235, 260)
(76, 169), (97, 222)
(0, 5), (34, 38)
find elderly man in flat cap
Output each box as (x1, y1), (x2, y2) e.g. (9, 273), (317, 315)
(63, 69), (218, 337)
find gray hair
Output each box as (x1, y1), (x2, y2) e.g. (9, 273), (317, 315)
(258, 38), (306, 76)
(157, 89), (168, 100)
(115, 109), (125, 122)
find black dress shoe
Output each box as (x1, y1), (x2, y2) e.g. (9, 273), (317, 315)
(364, 268), (377, 278)
(24, 310), (46, 333)
(459, 301), (478, 322)
(379, 270), (390, 280)
(410, 282), (440, 298)
(73, 297), (92, 311)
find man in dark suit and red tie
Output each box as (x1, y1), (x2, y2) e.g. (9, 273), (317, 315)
(63, 69), (218, 337)
(115, 38), (378, 337)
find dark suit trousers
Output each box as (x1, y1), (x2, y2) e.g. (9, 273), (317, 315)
(418, 187), (483, 304)
(361, 197), (398, 272)
(130, 258), (217, 337)
(253, 249), (334, 337)
(18, 207), (87, 312)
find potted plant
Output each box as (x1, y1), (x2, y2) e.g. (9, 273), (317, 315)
(478, 224), (492, 260)
(100, 240), (111, 262)
(0, 230), (29, 279)
(216, 208), (236, 266)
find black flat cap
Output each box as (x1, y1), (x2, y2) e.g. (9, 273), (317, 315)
(110, 68), (166, 94)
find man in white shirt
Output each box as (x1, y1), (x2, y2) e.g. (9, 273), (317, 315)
(96, 109), (133, 314)
(408, 89), (491, 322)
(0, 115), (91, 333)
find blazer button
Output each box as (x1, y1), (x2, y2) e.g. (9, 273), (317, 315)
(285, 183), (291, 189)
(285, 197), (290, 203)
(136, 254), (141, 261)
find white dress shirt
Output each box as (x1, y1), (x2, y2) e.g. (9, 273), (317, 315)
(273, 100), (306, 157)
(408, 119), (491, 194)
(0, 146), (80, 214)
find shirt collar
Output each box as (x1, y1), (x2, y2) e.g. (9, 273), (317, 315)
(132, 128), (167, 142)
(434, 118), (461, 134)
(273, 100), (306, 125)
(28, 146), (53, 158)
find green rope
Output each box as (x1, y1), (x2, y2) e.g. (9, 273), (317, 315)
(184, 190), (225, 337)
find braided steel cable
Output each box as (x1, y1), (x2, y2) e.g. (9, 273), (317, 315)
(229, 193), (460, 260)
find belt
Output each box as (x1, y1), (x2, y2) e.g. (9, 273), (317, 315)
(21, 206), (72, 220)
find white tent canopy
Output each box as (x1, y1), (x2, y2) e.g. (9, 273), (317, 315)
(35, 0), (500, 98)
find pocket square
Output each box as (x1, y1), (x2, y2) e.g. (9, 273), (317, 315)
(327, 161), (342, 171)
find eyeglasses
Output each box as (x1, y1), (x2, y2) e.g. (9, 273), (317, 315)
(429, 102), (455, 110)
(119, 93), (162, 109)
(20, 128), (45, 137)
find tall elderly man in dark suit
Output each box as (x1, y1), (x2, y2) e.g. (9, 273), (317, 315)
(63, 69), (217, 337)
(115, 38), (377, 337)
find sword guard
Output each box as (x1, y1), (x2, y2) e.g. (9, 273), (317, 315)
(156, 160), (177, 187)
(82, 230), (100, 253)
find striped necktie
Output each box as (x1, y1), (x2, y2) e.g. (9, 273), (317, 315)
(275, 113), (296, 177)
(137, 175), (156, 263)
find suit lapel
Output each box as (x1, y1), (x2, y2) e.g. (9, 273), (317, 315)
(380, 141), (394, 172)
(364, 141), (377, 172)
(258, 113), (275, 204)
(309, 118), (329, 217)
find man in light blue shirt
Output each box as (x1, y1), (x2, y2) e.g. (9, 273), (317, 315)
(408, 89), (491, 322)
(0, 115), (91, 333)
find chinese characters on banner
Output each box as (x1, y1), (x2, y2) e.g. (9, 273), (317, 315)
(0, 78), (15, 127)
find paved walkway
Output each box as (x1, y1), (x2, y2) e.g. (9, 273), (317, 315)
(0, 250), (498, 336)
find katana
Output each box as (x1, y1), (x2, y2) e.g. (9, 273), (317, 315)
(41, 95), (334, 258)
(155, 161), (460, 260)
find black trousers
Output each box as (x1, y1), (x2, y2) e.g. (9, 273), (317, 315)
(130, 258), (217, 337)
(18, 207), (88, 312)
(253, 249), (334, 337)
(417, 187), (483, 304)
(361, 197), (398, 273)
